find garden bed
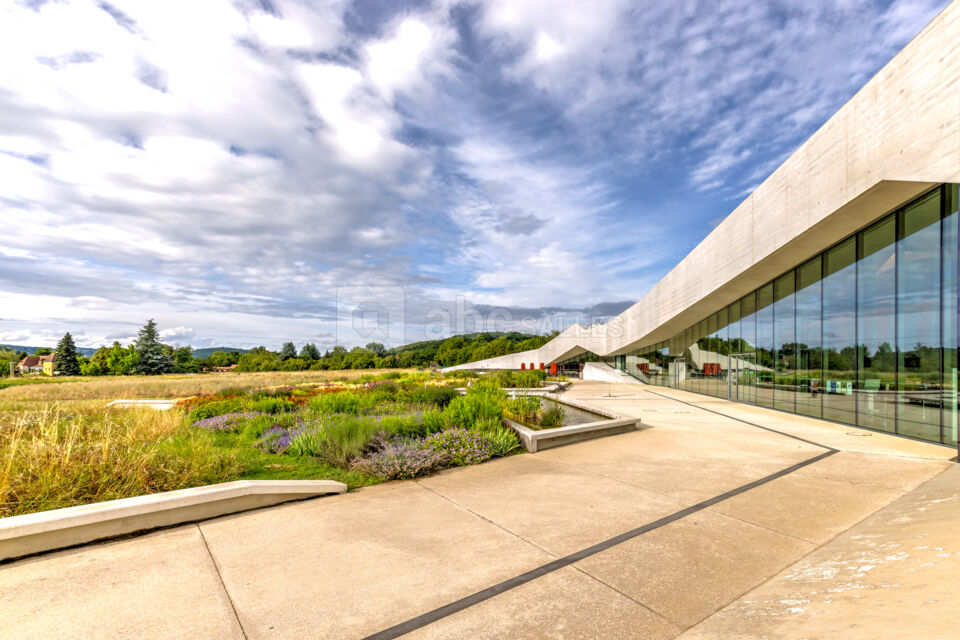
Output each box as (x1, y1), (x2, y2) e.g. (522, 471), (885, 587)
(501, 396), (641, 452)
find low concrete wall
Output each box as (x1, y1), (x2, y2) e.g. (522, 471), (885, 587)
(0, 480), (347, 562)
(505, 415), (642, 453)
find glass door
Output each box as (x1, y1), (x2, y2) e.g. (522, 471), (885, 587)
(730, 353), (757, 404)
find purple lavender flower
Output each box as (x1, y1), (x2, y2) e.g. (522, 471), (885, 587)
(421, 428), (497, 466)
(192, 411), (265, 433)
(257, 423), (306, 453)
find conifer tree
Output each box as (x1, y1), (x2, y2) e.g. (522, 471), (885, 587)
(55, 332), (81, 376)
(134, 319), (172, 375)
(279, 342), (297, 361)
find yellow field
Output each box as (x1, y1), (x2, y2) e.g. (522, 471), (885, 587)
(0, 369), (406, 402)
(0, 370), (417, 516)
(0, 401), (240, 516)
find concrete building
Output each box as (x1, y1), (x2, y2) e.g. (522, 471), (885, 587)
(446, 2), (960, 448)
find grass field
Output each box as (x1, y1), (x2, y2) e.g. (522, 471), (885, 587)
(0, 369), (403, 401)
(0, 399), (383, 517)
(0, 370), (416, 516)
(0, 369), (544, 518)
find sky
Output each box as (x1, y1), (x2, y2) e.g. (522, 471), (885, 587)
(0, 0), (950, 351)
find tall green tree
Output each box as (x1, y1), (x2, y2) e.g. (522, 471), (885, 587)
(279, 342), (297, 361)
(134, 319), (172, 375)
(365, 342), (386, 356)
(300, 343), (321, 360)
(54, 332), (81, 376)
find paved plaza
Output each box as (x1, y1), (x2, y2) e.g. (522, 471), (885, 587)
(2, 382), (956, 639)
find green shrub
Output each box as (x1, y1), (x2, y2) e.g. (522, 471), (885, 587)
(407, 385), (458, 408)
(287, 429), (325, 457)
(248, 397), (296, 414)
(420, 409), (445, 435)
(443, 392), (503, 429)
(378, 414), (421, 438)
(476, 418), (520, 456)
(367, 380), (400, 394)
(313, 415), (382, 467)
(505, 395), (540, 423)
(468, 379), (507, 401)
(540, 404), (566, 428)
(309, 390), (362, 415)
(188, 399), (244, 422)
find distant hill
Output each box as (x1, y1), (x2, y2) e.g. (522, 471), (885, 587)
(1, 344), (97, 357)
(385, 331), (542, 355)
(191, 347), (250, 359)
(384, 331), (553, 367)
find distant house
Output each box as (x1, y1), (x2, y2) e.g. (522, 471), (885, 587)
(208, 364), (237, 373)
(18, 353), (56, 376)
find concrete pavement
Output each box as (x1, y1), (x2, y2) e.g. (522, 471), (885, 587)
(0, 382), (955, 639)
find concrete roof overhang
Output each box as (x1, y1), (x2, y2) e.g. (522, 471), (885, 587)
(606, 179), (940, 356)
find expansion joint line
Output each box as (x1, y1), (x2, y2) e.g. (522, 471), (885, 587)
(363, 389), (838, 640)
(198, 524), (250, 640)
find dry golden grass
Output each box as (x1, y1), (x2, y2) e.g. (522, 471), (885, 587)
(0, 369), (406, 402)
(0, 401), (244, 517)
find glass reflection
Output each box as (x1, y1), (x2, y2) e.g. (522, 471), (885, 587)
(617, 185), (957, 446)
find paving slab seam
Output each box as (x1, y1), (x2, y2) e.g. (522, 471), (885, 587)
(362, 449), (837, 640)
(413, 479), (558, 559)
(197, 523), (249, 640)
(521, 454), (693, 509)
(681, 462), (959, 636)
(567, 564), (678, 626)
(416, 477), (677, 628)
(699, 505), (821, 546)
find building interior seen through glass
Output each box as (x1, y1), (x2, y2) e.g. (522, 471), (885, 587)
(609, 184), (959, 446)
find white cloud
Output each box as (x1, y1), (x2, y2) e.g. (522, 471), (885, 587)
(0, 0), (949, 349)
(366, 17), (455, 100)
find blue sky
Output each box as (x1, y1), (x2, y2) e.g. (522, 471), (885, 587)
(0, 0), (949, 350)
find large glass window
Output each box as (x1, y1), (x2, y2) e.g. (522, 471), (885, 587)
(795, 257), (822, 417)
(755, 283), (775, 408)
(716, 307), (729, 398)
(857, 216), (896, 432)
(943, 185), (958, 446)
(822, 238), (857, 424)
(726, 300), (741, 401)
(702, 314), (719, 397)
(773, 271), (797, 412)
(648, 184), (956, 446)
(738, 293), (756, 404)
(896, 191), (941, 441)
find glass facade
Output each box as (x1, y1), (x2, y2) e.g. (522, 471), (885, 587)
(613, 184), (959, 447)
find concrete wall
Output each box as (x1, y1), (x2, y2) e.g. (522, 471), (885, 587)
(446, 1), (960, 372)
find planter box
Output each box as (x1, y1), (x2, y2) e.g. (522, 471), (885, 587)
(504, 415), (642, 453)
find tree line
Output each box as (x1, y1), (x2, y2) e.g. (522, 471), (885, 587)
(3, 322), (555, 376)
